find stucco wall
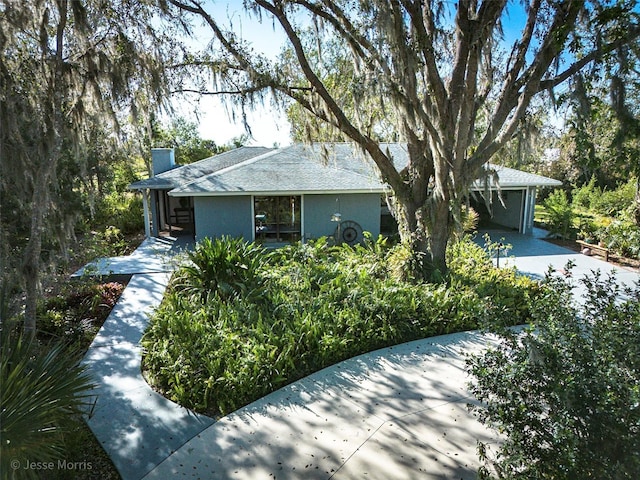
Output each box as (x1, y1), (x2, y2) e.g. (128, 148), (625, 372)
(303, 193), (381, 241)
(490, 190), (523, 231)
(193, 196), (253, 242)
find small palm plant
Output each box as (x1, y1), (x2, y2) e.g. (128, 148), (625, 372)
(0, 325), (96, 478)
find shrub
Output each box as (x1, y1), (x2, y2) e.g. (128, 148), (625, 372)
(600, 220), (640, 259)
(543, 189), (575, 239)
(591, 177), (636, 217)
(576, 216), (599, 242)
(572, 176), (599, 210)
(84, 226), (130, 258)
(448, 236), (539, 328)
(468, 268), (640, 479)
(92, 193), (143, 235)
(385, 242), (418, 282)
(455, 204), (480, 236)
(174, 236), (266, 303)
(38, 281), (125, 346)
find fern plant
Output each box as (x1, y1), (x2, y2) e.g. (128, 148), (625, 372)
(543, 190), (575, 239)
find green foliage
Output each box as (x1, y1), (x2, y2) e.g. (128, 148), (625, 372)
(142, 236), (540, 416)
(86, 226), (131, 257)
(386, 242), (422, 283)
(0, 327), (96, 478)
(91, 194), (144, 235)
(571, 176), (640, 258)
(600, 221), (640, 259)
(461, 205), (480, 234)
(573, 176), (637, 217)
(593, 178), (636, 217)
(571, 175), (599, 209)
(572, 176), (637, 218)
(174, 236), (266, 303)
(468, 269), (640, 479)
(542, 189), (575, 239)
(576, 216), (601, 243)
(448, 236), (539, 328)
(151, 117), (219, 164)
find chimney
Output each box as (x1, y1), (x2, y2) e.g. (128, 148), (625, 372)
(151, 148), (176, 176)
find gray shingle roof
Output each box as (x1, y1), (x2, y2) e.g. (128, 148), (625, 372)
(170, 144), (384, 196)
(130, 143), (562, 195)
(477, 164), (563, 188)
(129, 146), (274, 190)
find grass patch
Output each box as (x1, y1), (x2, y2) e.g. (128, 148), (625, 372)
(142, 235), (539, 417)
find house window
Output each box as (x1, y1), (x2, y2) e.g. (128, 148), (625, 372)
(254, 196), (301, 243)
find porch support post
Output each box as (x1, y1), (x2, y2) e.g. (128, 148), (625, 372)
(521, 187), (529, 234)
(529, 187), (537, 234)
(150, 190), (159, 236)
(142, 189), (151, 238)
(521, 186), (536, 235)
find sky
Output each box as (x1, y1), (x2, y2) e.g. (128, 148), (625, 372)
(174, 1), (293, 148)
(174, 1), (569, 149)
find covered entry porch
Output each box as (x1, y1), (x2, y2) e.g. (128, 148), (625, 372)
(148, 189), (194, 237)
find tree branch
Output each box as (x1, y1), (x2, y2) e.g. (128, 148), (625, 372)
(539, 25), (640, 91)
(473, 0), (584, 170)
(252, 0), (405, 191)
(173, 86), (312, 96)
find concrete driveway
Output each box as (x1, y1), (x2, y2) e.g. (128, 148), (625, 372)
(479, 228), (638, 299)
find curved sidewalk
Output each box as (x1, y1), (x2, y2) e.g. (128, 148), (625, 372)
(142, 332), (498, 479)
(81, 232), (637, 480)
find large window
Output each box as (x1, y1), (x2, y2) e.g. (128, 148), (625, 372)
(254, 196), (301, 243)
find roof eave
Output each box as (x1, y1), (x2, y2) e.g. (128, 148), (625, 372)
(169, 188), (386, 197)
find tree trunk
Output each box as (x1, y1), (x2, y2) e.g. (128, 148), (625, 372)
(635, 176), (640, 227)
(386, 143), (456, 281)
(22, 163), (54, 335)
(392, 192), (451, 281)
(427, 200), (451, 276)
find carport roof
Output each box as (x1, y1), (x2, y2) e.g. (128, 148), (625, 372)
(130, 143), (562, 196)
(480, 164), (563, 188)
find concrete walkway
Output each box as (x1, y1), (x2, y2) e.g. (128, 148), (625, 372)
(81, 232), (637, 480)
(73, 235), (192, 277)
(81, 237), (215, 480)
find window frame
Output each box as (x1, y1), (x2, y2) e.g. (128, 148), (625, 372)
(253, 195), (302, 244)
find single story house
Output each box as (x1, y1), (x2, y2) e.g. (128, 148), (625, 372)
(129, 143), (561, 245)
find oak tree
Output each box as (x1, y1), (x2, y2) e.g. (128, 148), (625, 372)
(167, 0), (640, 278)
